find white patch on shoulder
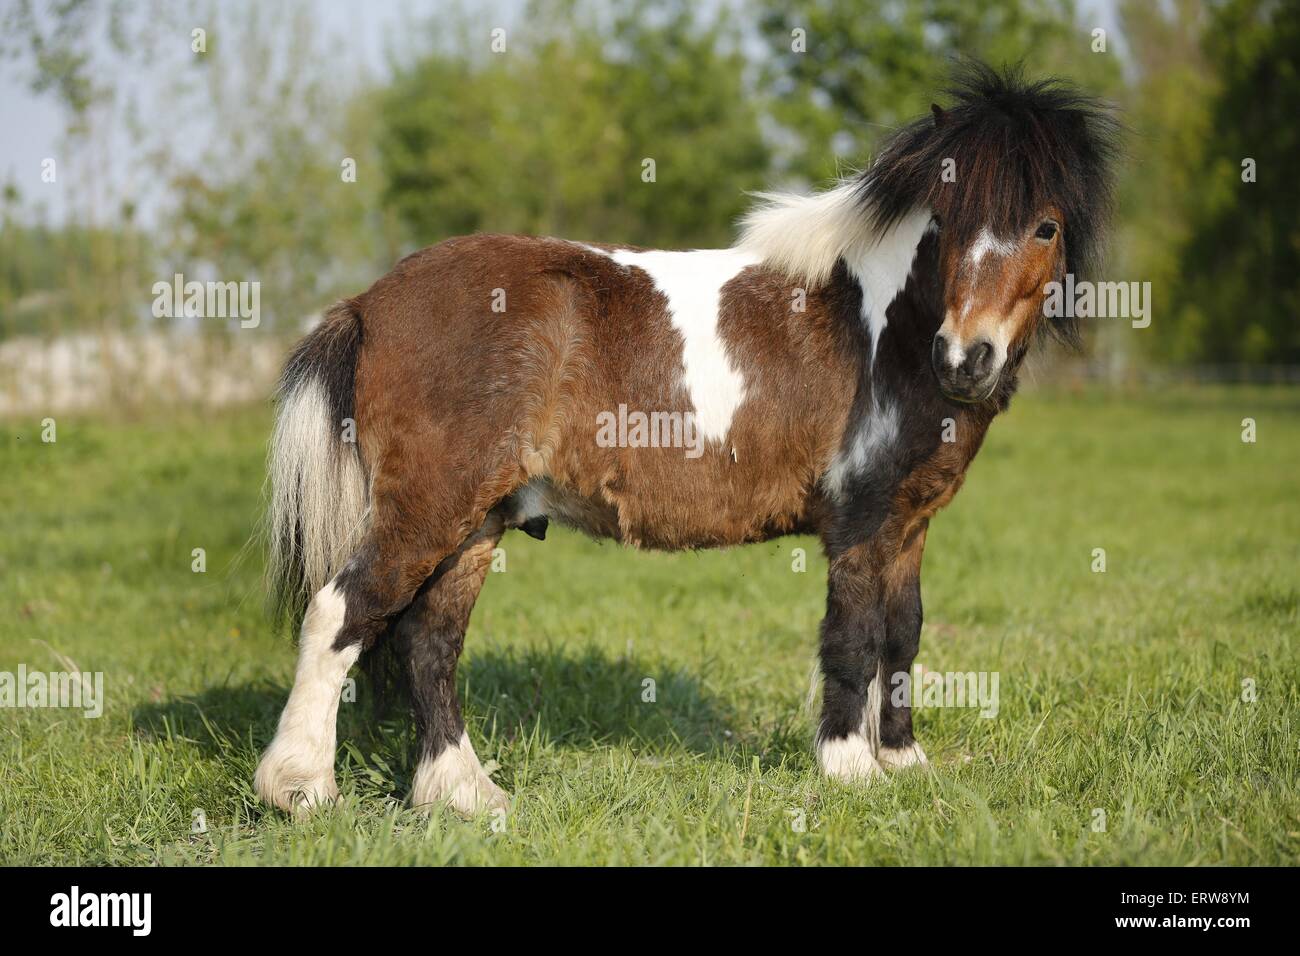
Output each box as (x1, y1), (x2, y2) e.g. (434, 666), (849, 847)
(822, 398), (899, 501)
(844, 207), (933, 362)
(818, 733), (885, 783)
(585, 246), (759, 444)
(736, 181), (865, 288)
(411, 731), (509, 816)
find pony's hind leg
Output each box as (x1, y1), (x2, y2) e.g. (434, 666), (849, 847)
(253, 579), (357, 811)
(395, 512), (507, 816)
(255, 530), (457, 813)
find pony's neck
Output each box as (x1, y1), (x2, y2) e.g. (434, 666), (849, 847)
(841, 209), (935, 362)
(737, 183), (936, 362)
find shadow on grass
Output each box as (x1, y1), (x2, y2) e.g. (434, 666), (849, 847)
(462, 643), (735, 755)
(131, 643), (736, 763)
(130, 680), (286, 754)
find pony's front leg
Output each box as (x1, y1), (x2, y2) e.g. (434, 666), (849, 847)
(255, 526), (448, 814)
(815, 542), (887, 783)
(877, 522), (929, 770)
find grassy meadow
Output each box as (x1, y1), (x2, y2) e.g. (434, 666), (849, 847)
(1, 387), (1297, 865)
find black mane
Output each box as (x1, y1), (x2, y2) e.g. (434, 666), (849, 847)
(858, 62), (1121, 335)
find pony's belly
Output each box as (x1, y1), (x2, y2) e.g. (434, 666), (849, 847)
(505, 473), (816, 550)
(505, 478), (623, 542)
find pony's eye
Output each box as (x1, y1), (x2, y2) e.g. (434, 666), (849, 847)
(1035, 220), (1059, 241)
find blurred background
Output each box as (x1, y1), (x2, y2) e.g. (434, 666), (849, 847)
(0, 0), (1296, 414)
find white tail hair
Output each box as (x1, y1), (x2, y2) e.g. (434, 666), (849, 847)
(265, 311), (369, 624)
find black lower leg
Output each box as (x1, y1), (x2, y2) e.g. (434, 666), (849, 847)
(392, 521), (501, 766)
(393, 590), (467, 763)
(817, 548), (886, 745)
(879, 572), (922, 750)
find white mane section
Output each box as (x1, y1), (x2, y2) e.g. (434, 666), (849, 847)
(736, 181), (868, 288)
(738, 182), (932, 359)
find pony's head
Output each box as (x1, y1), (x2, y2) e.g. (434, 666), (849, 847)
(861, 63), (1120, 402)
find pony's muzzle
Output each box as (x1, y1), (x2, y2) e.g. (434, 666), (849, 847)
(932, 331), (999, 403)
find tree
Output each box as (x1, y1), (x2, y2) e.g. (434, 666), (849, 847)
(1166, 0), (1300, 363)
(377, 0), (770, 250)
(754, 0), (1123, 185)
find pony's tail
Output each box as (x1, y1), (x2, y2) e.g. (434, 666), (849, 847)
(266, 300), (369, 629)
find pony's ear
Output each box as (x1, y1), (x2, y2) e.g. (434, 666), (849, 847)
(931, 103), (947, 127)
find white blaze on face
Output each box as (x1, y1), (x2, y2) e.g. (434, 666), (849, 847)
(965, 227), (1017, 271)
(947, 227), (1019, 370)
(584, 245), (759, 445)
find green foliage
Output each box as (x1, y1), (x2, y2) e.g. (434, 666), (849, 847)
(0, 212), (153, 339)
(161, 4), (405, 330)
(1110, 0), (1216, 364)
(1165, 0), (1300, 363)
(378, 0), (770, 248)
(1, 0), (1296, 360)
(755, 0), (1124, 183)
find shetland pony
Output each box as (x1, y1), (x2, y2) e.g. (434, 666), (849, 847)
(254, 64), (1119, 814)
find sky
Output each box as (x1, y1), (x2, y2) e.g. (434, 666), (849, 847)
(0, 0), (467, 223)
(0, 0), (1123, 226)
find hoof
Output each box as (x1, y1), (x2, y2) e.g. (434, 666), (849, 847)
(817, 733), (887, 783)
(411, 732), (511, 817)
(254, 746), (339, 815)
(878, 741), (929, 771)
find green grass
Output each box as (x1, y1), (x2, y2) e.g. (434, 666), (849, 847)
(1, 388), (1297, 865)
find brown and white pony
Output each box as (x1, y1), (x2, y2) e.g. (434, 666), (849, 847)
(254, 64), (1118, 815)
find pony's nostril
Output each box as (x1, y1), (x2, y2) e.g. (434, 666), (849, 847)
(932, 332), (951, 369)
(967, 340), (995, 378)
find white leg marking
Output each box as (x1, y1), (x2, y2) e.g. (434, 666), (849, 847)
(817, 662), (887, 783)
(878, 742), (929, 770)
(818, 733), (886, 783)
(411, 731), (509, 816)
(254, 581), (357, 813)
